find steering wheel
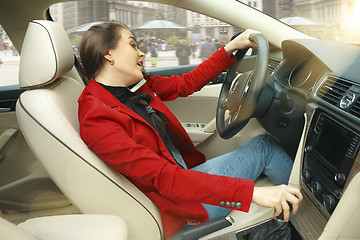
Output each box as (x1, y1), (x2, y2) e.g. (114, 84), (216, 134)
(216, 33), (269, 139)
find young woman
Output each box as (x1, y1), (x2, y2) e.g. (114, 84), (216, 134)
(78, 21), (302, 238)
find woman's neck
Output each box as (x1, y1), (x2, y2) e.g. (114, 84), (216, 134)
(95, 70), (128, 87)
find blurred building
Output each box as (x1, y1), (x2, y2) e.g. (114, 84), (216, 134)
(246, 0), (263, 10)
(186, 11), (234, 44)
(50, 2), (108, 30)
(51, 1), (158, 30)
(263, 0), (294, 18)
(108, 1), (157, 26)
(186, 0), (262, 43)
(293, 0), (355, 27)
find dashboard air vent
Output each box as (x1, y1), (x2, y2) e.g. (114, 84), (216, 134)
(349, 99), (360, 118)
(268, 58), (281, 75)
(316, 76), (352, 107)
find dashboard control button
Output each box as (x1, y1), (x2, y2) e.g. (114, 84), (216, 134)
(323, 194), (336, 212)
(334, 173), (346, 186)
(310, 181), (322, 196)
(301, 169), (312, 184)
(304, 146), (313, 152)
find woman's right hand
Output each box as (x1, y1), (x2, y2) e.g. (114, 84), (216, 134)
(251, 185), (303, 222)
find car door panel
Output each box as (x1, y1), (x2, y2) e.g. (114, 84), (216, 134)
(165, 84), (221, 146)
(166, 84), (266, 160)
(0, 85), (25, 112)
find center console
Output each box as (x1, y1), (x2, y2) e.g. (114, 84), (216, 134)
(302, 110), (359, 216)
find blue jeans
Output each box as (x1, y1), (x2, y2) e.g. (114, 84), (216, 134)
(191, 134), (293, 220)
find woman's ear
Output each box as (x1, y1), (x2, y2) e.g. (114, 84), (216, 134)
(104, 51), (112, 62)
(104, 52), (115, 65)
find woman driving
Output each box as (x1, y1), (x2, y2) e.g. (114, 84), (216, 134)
(78, 21), (302, 238)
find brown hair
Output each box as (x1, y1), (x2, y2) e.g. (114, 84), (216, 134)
(79, 21), (130, 79)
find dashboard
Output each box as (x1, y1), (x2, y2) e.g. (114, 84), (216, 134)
(259, 38), (360, 239)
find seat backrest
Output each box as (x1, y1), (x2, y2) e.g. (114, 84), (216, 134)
(16, 20), (163, 240)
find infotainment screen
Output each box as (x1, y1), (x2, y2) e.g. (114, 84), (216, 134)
(314, 118), (353, 173)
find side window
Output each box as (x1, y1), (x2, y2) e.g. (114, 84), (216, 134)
(50, 1), (242, 71)
(0, 26), (20, 87)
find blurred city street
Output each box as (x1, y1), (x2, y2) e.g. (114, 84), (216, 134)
(0, 49), (201, 87)
(0, 50), (20, 87)
(143, 49), (202, 69)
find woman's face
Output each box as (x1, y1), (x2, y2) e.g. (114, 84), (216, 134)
(106, 29), (145, 86)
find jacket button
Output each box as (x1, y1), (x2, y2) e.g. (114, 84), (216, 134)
(231, 202), (236, 207)
(225, 202), (231, 207)
(220, 201), (225, 206)
(236, 202), (242, 208)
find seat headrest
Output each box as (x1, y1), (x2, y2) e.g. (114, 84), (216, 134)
(19, 20), (74, 88)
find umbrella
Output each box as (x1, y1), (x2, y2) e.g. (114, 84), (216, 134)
(131, 20), (187, 30)
(66, 21), (104, 34)
(280, 17), (320, 26)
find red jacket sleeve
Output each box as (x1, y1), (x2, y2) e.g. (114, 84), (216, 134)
(147, 46), (236, 101)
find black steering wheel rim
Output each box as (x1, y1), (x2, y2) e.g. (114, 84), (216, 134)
(216, 33), (269, 139)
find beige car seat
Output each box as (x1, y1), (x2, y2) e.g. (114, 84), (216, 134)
(16, 20), (163, 240)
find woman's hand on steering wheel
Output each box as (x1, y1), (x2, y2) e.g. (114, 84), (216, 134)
(224, 29), (259, 55)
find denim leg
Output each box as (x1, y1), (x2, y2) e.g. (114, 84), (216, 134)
(191, 134), (293, 220)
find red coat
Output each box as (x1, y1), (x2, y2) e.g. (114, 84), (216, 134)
(78, 47), (254, 238)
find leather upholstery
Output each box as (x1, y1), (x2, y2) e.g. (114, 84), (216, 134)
(18, 214), (128, 240)
(16, 20), (163, 240)
(19, 21), (74, 88)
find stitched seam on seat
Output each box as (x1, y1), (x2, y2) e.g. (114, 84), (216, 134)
(30, 21), (58, 88)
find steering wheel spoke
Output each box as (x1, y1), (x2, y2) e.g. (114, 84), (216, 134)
(219, 97), (229, 110)
(227, 107), (242, 126)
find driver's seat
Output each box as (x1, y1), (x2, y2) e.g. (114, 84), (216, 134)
(16, 20), (163, 240)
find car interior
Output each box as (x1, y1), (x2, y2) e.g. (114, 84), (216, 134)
(0, 0), (360, 240)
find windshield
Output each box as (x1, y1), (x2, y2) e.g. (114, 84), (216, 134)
(45, 0), (360, 73)
(1, 1), (358, 87)
(49, 1), (360, 46)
